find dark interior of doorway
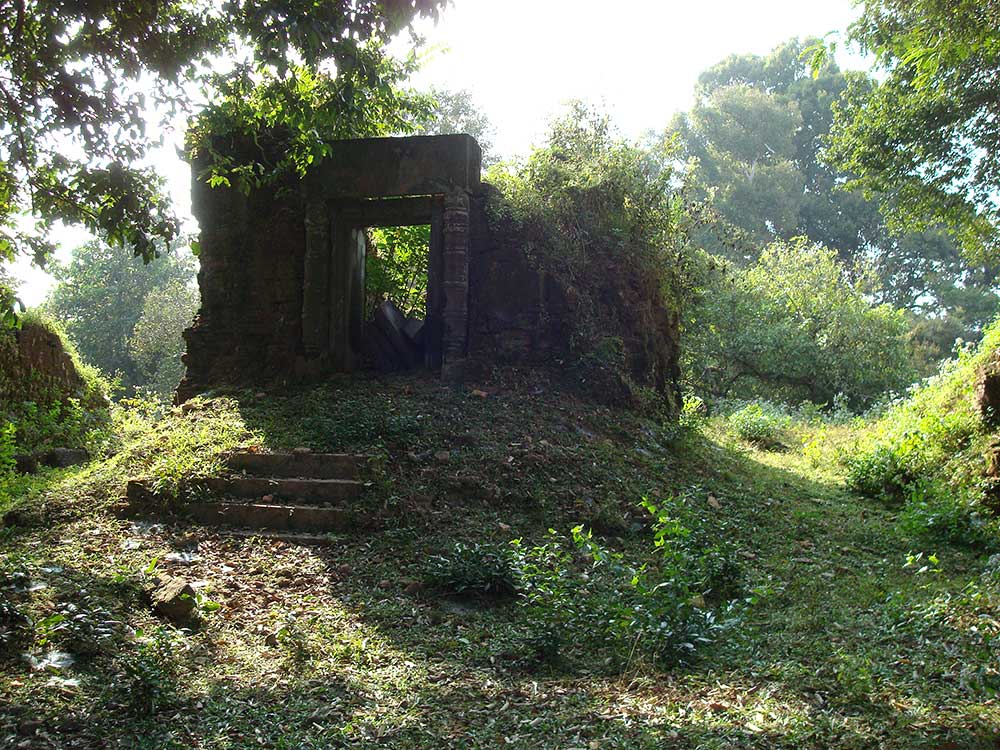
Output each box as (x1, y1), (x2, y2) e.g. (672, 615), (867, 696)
(362, 223), (431, 371)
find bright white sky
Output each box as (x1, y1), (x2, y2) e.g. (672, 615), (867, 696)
(12, 0), (864, 306)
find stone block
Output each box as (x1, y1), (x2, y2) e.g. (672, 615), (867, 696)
(150, 576), (196, 624)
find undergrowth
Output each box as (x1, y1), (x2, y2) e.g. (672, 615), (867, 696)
(844, 319), (1000, 546)
(0, 310), (112, 464)
(425, 496), (742, 671)
(2, 373), (1000, 748)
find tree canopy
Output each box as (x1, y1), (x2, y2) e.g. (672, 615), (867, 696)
(825, 0), (1000, 263)
(0, 0), (444, 277)
(684, 238), (913, 408)
(669, 37), (998, 340)
(43, 240), (197, 391)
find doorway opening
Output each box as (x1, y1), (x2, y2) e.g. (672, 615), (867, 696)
(362, 223), (432, 371)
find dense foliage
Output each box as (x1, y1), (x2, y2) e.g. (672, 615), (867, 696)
(826, 0), (1000, 263)
(0, 0), (444, 310)
(685, 238), (913, 408)
(365, 225), (431, 318)
(670, 37), (998, 357)
(187, 57), (434, 195)
(44, 241), (197, 396)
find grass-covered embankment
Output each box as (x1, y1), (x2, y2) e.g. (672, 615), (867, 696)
(1, 371), (999, 749)
(845, 319), (1000, 545)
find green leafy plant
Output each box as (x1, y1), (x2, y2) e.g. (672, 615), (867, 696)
(33, 595), (120, 655)
(509, 524), (730, 668)
(424, 542), (517, 599)
(272, 612), (318, 668)
(845, 441), (915, 502)
(898, 483), (991, 547)
(728, 402), (787, 447)
(114, 628), (180, 717)
(0, 422), (15, 477)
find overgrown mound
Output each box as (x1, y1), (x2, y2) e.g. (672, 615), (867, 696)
(0, 312), (109, 468)
(482, 106), (689, 413)
(2, 372), (742, 674)
(845, 319), (1000, 543)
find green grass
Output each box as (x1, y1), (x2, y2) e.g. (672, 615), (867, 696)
(1, 373), (999, 748)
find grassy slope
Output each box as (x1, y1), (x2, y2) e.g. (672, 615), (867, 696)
(1, 373), (998, 749)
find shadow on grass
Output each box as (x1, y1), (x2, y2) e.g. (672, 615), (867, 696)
(3, 376), (998, 748)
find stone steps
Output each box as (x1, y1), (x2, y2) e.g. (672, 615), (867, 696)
(187, 501), (354, 533)
(125, 449), (373, 539)
(225, 451), (368, 480)
(195, 476), (363, 503)
(219, 529), (337, 546)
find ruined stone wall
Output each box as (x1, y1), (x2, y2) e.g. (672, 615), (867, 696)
(1, 321), (90, 408)
(179, 135), (680, 413)
(467, 185), (682, 412)
(467, 186), (571, 363)
(178, 162), (306, 401)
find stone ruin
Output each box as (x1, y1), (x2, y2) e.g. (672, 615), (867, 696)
(177, 134), (680, 406)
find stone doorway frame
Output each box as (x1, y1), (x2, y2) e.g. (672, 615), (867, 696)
(300, 135), (479, 378)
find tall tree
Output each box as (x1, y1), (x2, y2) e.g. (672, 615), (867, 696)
(0, 0), (445, 292)
(684, 239), (913, 408)
(669, 37), (998, 334)
(673, 83), (803, 255)
(824, 0), (1000, 263)
(128, 279), (200, 398)
(44, 240), (196, 389)
(418, 88), (498, 167)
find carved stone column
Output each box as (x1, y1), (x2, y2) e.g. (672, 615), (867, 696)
(441, 190), (470, 378)
(425, 198), (445, 369)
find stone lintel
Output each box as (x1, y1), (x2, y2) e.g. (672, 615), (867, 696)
(314, 135), (481, 200)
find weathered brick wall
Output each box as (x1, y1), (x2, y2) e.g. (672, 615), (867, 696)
(467, 185), (682, 411)
(467, 186), (571, 363)
(0, 322), (87, 409)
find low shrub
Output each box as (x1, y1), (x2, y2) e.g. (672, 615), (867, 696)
(844, 441), (916, 502)
(728, 402), (787, 446)
(34, 594), (120, 656)
(898, 481), (993, 547)
(424, 498), (741, 669)
(424, 542), (517, 599)
(111, 627), (181, 717)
